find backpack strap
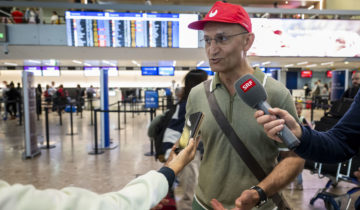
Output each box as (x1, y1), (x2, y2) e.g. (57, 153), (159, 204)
(203, 80), (290, 210)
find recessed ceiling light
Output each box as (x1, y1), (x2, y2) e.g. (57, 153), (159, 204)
(321, 62), (334, 66)
(72, 60), (82, 64)
(344, 61), (349, 64)
(196, 60), (204, 67)
(297, 61), (308, 65)
(4, 62), (18, 66)
(261, 61), (271, 65)
(284, 64), (294, 67)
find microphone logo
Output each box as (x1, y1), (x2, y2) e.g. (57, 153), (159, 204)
(240, 79), (256, 92)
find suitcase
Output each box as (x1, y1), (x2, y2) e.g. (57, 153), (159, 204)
(65, 105), (76, 113)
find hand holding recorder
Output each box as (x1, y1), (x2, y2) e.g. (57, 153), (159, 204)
(234, 74), (300, 150)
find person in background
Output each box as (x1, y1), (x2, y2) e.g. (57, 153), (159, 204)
(321, 83), (330, 108)
(174, 85), (183, 103)
(303, 83), (311, 98)
(281, 102), (312, 191)
(36, 84), (42, 117)
(75, 84), (84, 115)
(11, 8), (23, 23)
(28, 8), (36, 24)
(86, 85), (96, 109)
(342, 71), (360, 99)
(1, 81), (9, 120)
(50, 11), (59, 24)
(186, 2), (304, 209)
(44, 85), (52, 105)
(5, 82), (20, 120)
(162, 69), (208, 210)
(0, 137), (200, 210)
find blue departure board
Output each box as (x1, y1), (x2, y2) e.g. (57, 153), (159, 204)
(141, 67), (158, 76)
(66, 11), (198, 48)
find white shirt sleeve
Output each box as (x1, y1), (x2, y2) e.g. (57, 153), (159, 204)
(0, 170), (168, 210)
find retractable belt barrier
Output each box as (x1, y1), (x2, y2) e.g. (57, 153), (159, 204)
(88, 108), (155, 155)
(40, 106), (56, 150)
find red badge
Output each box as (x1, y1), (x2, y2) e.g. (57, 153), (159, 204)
(240, 79), (256, 92)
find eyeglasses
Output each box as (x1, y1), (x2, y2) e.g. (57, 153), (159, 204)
(202, 32), (248, 46)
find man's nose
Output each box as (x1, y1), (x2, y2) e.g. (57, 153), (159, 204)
(208, 41), (220, 56)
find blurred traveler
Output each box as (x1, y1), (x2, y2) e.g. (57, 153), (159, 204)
(342, 71), (360, 99)
(11, 8), (23, 23)
(50, 11), (59, 24)
(0, 138), (200, 210)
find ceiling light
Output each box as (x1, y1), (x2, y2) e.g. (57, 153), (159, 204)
(131, 60), (139, 65)
(252, 64), (260, 67)
(84, 63), (92, 66)
(321, 62), (334, 66)
(285, 1), (288, 4)
(297, 61), (308, 65)
(196, 60), (205, 67)
(72, 60), (82, 64)
(308, 5), (315, 10)
(4, 62), (18, 66)
(284, 64), (294, 67)
(344, 61), (349, 64)
(306, 64), (317, 68)
(28, 59), (41, 64)
(261, 61), (271, 65)
(173, 60), (176, 67)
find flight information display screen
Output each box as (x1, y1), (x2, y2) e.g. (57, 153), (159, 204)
(24, 66), (42, 76)
(66, 11), (198, 48)
(158, 67), (174, 76)
(141, 67), (158, 76)
(42, 66), (60, 76)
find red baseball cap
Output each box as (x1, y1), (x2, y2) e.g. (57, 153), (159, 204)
(188, 1), (252, 33)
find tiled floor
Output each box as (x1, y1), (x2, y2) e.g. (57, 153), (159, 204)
(0, 107), (359, 209)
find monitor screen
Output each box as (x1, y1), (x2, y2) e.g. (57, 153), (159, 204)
(197, 67), (214, 76)
(84, 66), (100, 77)
(158, 66), (174, 76)
(141, 67), (158, 76)
(24, 66), (42, 76)
(326, 70), (333, 78)
(301, 70), (313, 78)
(42, 66), (60, 76)
(65, 11), (199, 48)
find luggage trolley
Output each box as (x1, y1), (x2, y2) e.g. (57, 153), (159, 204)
(306, 157), (360, 210)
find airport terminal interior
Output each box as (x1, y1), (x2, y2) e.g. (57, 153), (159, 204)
(1, 0), (360, 209)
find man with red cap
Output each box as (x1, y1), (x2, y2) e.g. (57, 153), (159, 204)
(185, 1), (304, 209)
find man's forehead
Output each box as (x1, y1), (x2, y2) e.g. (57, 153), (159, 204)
(203, 22), (244, 34)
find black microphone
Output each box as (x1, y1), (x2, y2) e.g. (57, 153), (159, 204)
(234, 74), (300, 150)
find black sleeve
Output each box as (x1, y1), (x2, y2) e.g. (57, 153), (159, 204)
(158, 167), (175, 189)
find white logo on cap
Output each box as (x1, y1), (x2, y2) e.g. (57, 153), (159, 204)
(209, 9), (218, 18)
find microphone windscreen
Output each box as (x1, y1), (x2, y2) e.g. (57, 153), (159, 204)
(234, 74), (267, 108)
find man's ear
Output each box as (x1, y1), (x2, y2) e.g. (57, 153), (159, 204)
(243, 33), (255, 51)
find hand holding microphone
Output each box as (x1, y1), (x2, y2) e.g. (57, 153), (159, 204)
(234, 74), (300, 150)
